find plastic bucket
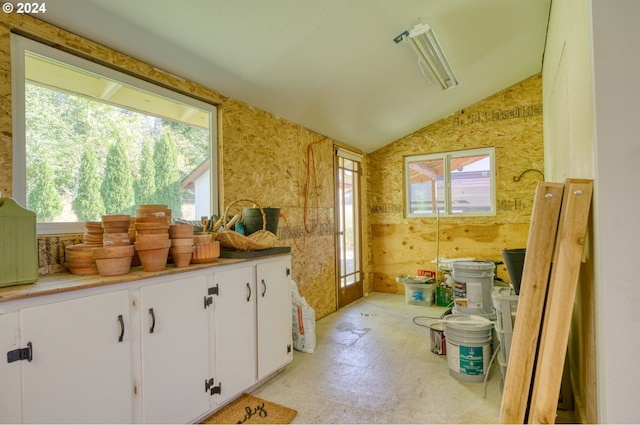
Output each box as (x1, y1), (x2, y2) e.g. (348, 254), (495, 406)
(242, 207), (281, 236)
(502, 248), (526, 295)
(452, 261), (496, 316)
(429, 323), (446, 355)
(443, 314), (494, 382)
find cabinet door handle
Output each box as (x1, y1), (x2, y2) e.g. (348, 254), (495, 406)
(246, 282), (252, 302)
(261, 279), (267, 297)
(117, 314), (125, 342)
(149, 308), (156, 334)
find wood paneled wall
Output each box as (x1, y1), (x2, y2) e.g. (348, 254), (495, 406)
(366, 75), (544, 293)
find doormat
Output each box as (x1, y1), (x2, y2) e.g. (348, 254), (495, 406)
(201, 393), (297, 424)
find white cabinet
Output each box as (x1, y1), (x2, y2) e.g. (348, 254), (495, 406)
(257, 260), (293, 379)
(19, 290), (133, 423)
(0, 255), (293, 424)
(139, 274), (213, 424)
(213, 266), (257, 405)
(0, 312), (21, 424)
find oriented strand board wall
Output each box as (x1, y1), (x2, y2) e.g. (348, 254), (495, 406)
(0, 13), (341, 319)
(367, 75), (543, 293)
(221, 100), (338, 318)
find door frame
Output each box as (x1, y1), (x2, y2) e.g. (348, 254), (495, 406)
(334, 146), (364, 309)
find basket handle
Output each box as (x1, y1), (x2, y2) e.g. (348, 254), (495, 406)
(221, 199), (267, 231)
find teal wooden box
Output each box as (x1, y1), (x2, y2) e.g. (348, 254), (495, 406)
(0, 198), (39, 288)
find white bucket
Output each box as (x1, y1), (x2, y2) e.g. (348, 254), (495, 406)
(452, 261), (496, 316)
(443, 314), (494, 383)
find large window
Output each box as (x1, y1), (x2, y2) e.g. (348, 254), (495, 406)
(404, 147), (495, 217)
(11, 34), (218, 234)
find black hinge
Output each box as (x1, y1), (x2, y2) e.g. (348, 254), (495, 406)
(204, 296), (212, 309)
(287, 344), (292, 354)
(286, 267), (291, 277)
(7, 341), (32, 363)
(204, 285), (219, 309)
(205, 378), (221, 395)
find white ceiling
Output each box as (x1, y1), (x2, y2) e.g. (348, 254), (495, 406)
(33, 0), (551, 153)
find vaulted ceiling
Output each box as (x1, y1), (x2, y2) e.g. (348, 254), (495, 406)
(33, 0), (551, 153)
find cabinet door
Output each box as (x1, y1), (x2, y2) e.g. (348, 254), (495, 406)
(214, 266), (256, 405)
(0, 312), (21, 424)
(257, 260), (293, 379)
(20, 290), (133, 424)
(140, 274), (211, 424)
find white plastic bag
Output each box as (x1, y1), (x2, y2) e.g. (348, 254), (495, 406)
(291, 280), (316, 353)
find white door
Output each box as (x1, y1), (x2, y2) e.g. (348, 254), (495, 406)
(213, 266), (256, 405)
(257, 260), (293, 379)
(0, 312), (22, 424)
(20, 290), (133, 424)
(140, 275), (211, 424)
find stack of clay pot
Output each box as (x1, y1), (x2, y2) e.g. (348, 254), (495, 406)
(169, 224), (195, 267)
(135, 204), (171, 224)
(83, 221), (104, 246)
(65, 221), (103, 274)
(65, 243), (99, 275)
(91, 215), (135, 276)
(191, 233), (220, 264)
(134, 215), (171, 272)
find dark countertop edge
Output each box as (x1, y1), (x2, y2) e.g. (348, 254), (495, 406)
(0, 253), (290, 304)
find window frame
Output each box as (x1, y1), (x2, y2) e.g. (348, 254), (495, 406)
(404, 147), (496, 218)
(11, 34), (219, 234)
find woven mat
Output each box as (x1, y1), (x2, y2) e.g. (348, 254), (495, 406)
(201, 393), (297, 424)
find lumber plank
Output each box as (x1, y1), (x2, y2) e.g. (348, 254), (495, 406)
(499, 182), (565, 424)
(528, 179), (593, 424)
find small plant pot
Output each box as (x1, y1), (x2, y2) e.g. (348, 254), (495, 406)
(137, 247), (170, 272)
(194, 234), (214, 244)
(135, 233), (169, 243)
(192, 241), (220, 264)
(171, 237), (195, 247)
(92, 245), (135, 259)
(95, 256), (133, 276)
(170, 246), (194, 268)
(134, 239), (171, 252)
(103, 232), (131, 246)
(169, 224), (195, 238)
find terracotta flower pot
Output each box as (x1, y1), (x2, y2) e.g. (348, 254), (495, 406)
(135, 233), (169, 243)
(94, 256), (133, 276)
(103, 232), (131, 246)
(102, 224), (130, 234)
(194, 234), (214, 244)
(170, 246), (194, 268)
(191, 241), (220, 264)
(92, 245), (135, 259)
(171, 237), (195, 247)
(102, 215), (131, 233)
(137, 247), (170, 272)
(134, 239), (172, 252)
(102, 214), (131, 222)
(169, 224), (195, 238)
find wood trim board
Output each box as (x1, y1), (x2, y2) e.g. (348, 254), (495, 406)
(499, 179), (593, 424)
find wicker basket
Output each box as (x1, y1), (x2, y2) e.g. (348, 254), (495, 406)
(215, 199), (278, 251)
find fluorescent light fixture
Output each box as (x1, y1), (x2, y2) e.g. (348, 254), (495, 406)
(394, 23), (459, 90)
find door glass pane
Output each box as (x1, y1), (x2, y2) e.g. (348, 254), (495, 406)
(337, 157), (360, 289)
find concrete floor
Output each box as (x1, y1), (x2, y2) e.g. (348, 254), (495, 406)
(251, 292), (503, 424)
